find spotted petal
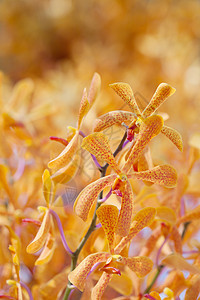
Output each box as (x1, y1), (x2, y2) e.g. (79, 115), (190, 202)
(142, 83), (176, 118)
(115, 207), (156, 254)
(96, 205), (119, 253)
(48, 132), (79, 170)
(109, 82), (141, 116)
(91, 271), (112, 300)
(123, 115), (164, 172)
(116, 181), (134, 237)
(93, 111), (135, 132)
(26, 209), (51, 254)
(68, 252), (110, 292)
(77, 88), (90, 129)
(121, 256), (153, 277)
(82, 132), (121, 174)
(161, 125), (183, 151)
(129, 165), (177, 188)
(74, 175), (117, 221)
(88, 72), (101, 106)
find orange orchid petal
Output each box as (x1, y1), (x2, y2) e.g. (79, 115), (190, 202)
(96, 205), (119, 253)
(93, 110), (135, 132)
(131, 164), (177, 188)
(176, 205), (200, 227)
(74, 174), (117, 221)
(129, 165), (177, 188)
(42, 169), (52, 207)
(81, 132), (121, 174)
(109, 273), (133, 296)
(156, 206), (177, 225)
(142, 83), (176, 118)
(115, 207), (156, 254)
(78, 88), (90, 129)
(26, 209), (51, 254)
(161, 125), (183, 151)
(51, 151), (80, 184)
(185, 275), (200, 300)
(68, 252), (110, 292)
(48, 132), (79, 170)
(109, 82), (141, 116)
(116, 181), (134, 237)
(39, 268), (68, 300)
(88, 72), (101, 106)
(170, 226), (182, 254)
(123, 115), (164, 172)
(162, 253), (200, 274)
(121, 256), (153, 277)
(171, 173), (188, 214)
(91, 272), (113, 300)
(35, 233), (55, 265)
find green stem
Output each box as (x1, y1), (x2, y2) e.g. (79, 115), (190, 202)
(144, 265), (164, 294)
(62, 131), (127, 300)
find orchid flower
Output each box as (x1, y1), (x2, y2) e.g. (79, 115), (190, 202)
(93, 82), (183, 173)
(74, 131), (177, 237)
(68, 205), (156, 299)
(48, 73), (101, 184)
(26, 169), (72, 265)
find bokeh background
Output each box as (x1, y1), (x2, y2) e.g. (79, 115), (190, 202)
(0, 0), (200, 136)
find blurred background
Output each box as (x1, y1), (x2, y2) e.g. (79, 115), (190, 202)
(0, 0), (199, 137)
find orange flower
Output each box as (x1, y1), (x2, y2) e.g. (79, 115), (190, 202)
(68, 206), (156, 299)
(75, 131), (177, 238)
(48, 73), (101, 184)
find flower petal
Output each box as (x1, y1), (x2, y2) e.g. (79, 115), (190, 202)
(162, 253), (200, 274)
(26, 209), (51, 254)
(156, 206), (177, 225)
(88, 72), (101, 106)
(129, 165), (177, 188)
(176, 205), (200, 227)
(109, 82), (141, 116)
(68, 252), (110, 292)
(35, 233), (55, 265)
(116, 181), (134, 237)
(81, 132), (121, 174)
(185, 275), (200, 300)
(93, 111), (135, 132)
(121, 256), (153, 277)
(115, 207), (156, 254)
(48, 132), (79, 170)
(109, 273), (133, 296)
(77, 88), (90, 129)
(161, 125), (183, 151)
(123, 115), (164, 172)
(42, 169), (52, 207)
(91, 272), (113, 300)
(51, 151), (80, 184)
(39, 268), (68, 300)
(96, 205), (119, 253)
(170, 226), (182, 254)
(142, 83), (176, 118)
(74, 175), (117, 221)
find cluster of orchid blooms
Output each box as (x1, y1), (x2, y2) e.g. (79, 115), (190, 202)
(3, 73), (200, 300)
